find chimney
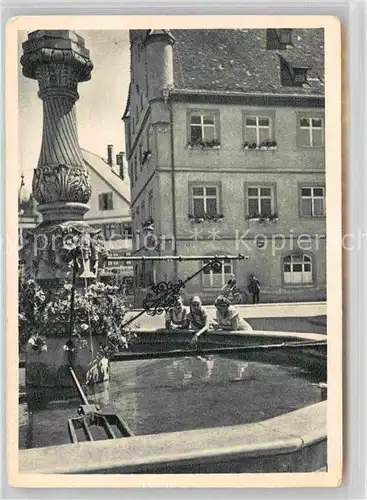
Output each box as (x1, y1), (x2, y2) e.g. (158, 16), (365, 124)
(116, 151), (125, 180)
(107, 144), (114, 167)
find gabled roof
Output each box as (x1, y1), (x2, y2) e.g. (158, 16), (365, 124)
(171, 29), (324, 95)
(82, 149), (131, 204)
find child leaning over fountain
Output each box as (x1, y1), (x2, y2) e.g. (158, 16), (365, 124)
(212, 295), (253, 331)
(165, 296), (189, 330)
(185, 295), (210, 346)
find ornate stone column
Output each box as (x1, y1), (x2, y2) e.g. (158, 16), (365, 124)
(21, 30), (93, 221)
(20, 30), (103, 283)
(20, 31), (109, 389)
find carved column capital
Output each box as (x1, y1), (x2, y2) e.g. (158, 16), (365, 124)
(21, 30), (93, 92)
(21, 30), (93, 221)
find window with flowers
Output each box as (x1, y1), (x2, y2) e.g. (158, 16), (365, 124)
(187, 109), (220, 148)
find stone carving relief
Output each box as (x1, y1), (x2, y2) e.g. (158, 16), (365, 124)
(21, 48), (93, 88)
(34, 64), (86, 93)
(32, 164), (92, 205)
(20, 221), (108, 282)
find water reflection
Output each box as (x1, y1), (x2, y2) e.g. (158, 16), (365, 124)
(19, 355), (322, 449)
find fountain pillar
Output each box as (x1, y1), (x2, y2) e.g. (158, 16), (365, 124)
(20, 30), (109, 388)
(21, 30), (93, 222)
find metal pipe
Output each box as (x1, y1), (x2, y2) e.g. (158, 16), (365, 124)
(168, 98), (178, 279)
(68, 367), (89, 406)
(107, 254), (249, 262)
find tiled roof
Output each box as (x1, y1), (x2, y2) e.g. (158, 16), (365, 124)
(82, 149), (131, 203)
(172, 29), (324, 95)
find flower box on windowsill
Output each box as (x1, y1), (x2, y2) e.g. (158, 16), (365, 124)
(246, 213), (279, 223)
(188, 213), (224, 223)
(243, 140), (277, 151)
(186, 140), (221, 150)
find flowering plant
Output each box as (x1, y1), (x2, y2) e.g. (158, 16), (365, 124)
(246, 213), (279, 223)
(244, 140), (277, 150)
(28, 334), (48, 352)
(188, 213), (224, 223)
(19, 279), (134, 356)
(186, 139), (221, 150)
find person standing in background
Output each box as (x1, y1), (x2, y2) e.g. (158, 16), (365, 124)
(248, 275), (261, 304)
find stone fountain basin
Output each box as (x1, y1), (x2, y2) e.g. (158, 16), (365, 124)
(19, 329), (327, 474)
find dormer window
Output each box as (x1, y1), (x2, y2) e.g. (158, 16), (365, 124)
(293, 67), (308, 85)
(266, 29), (293, 50)
(278, 29), (292, 45)
(279, 56), (309, 87)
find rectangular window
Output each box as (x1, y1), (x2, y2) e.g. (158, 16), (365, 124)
(266, 29), (293, 50)
(107, 223), (123, 238)
(99, 192), (113, 211)
(247, 186), (273, 217)
(188, 110), (219, 145)
(104, 223), (116, 240)
(141, 200), (145, 222)
(202, 260), (233, 288)
(123, 223), (132, 238)
(134, 158), (137, 182)
(278, 28), (292, 45)
(293, 68), (308, 84)
(245, 116), (271, 145)
(192, 186), (219, 217)
(298, 116), (324, 147)
(283, 254), (313, 285)
(300, 187), (325, 216)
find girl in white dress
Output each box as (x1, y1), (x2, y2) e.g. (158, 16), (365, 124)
(212, 295), (252, 331)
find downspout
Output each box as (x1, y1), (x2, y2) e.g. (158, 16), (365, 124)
(165, 90), (178, 280)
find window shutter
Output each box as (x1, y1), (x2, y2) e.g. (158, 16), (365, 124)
(99, 194), (104, 210)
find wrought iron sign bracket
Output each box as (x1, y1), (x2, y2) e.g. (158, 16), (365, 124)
(118, 254), (249, 329)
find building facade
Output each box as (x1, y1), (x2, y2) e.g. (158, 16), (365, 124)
(123, 28), (326, 304)
(81, 146), (133, 284)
